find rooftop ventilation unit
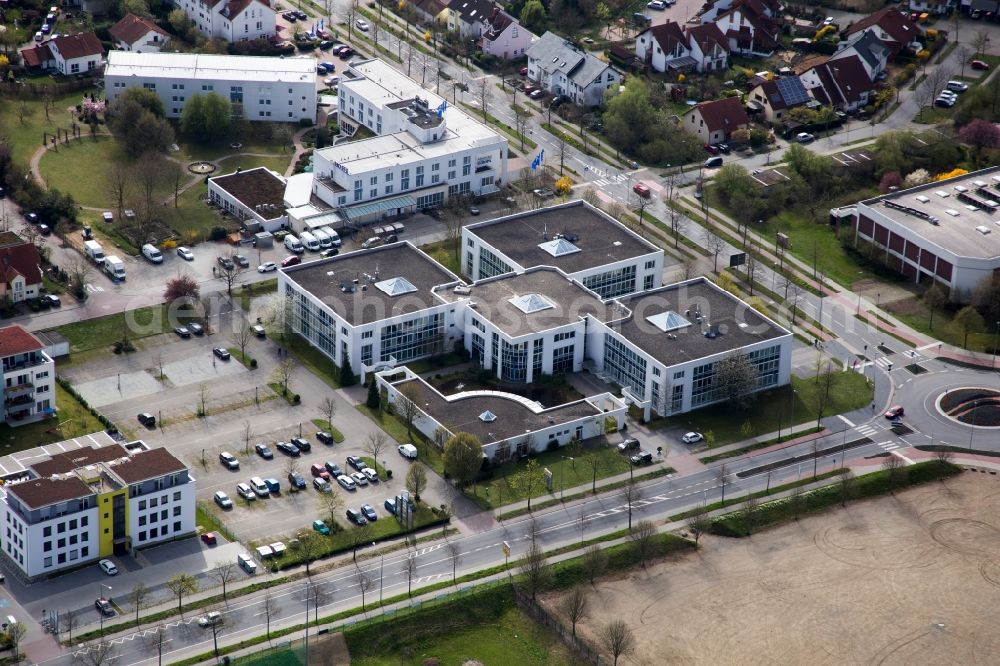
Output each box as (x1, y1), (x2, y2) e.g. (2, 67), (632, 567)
(977, 225), (991, 235)
(883, 200), (940, 225)
(453, 284), (472, 295)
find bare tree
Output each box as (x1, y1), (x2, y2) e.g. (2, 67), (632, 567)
(142, 626), (167, 666)
(67, 255), (93, 300)
(62, 608), (79, 643)
(298, 531), (328, 577)
(474, 77), (491, 120)
(704, 228), (726, 272)
(600, 620), (636, 666)
(204, 607), (225, 658)
(882, 454), (905, 493)
(210, 561), (239, 602)
(686, 503), (711, 545)
(715, 463), (730, 506)
(306, 580), (333, 623)
(363, 431), (389, 476)
(133, 154), (166, 245)
(517, 540), (552, 600)
(319, 488), (346, 531)
(231, 319), (253, 363)
(446, 541), (461, 585)
(629, 519), (657, 567)
(555, 134), (568, 175)
(405, 463), (428, 501)
(400, 555), (419, 597)
(72, 638), (117, 666)
(838, 470), (855, 507)
(284, 454), (302, 481)
(915, 67), (950, 121)
(562, 586), (589, 637)
(197, 382), (209, 417)
(513, 104), (530, 152)
(789, 483), (806, 520)
(662, 173), (684, 248)
(271, 357), (295, 397)
(354, 566), (373, 611)
(128, 582), (150, 627)
(105, 163), (132, 224)
(973, 30), (991, 58)
(587, 453), (603, 494)
(621, 479), (642, 530)
(165, 573), (198, 617)
(261, 592), (279, 641)
(217, 258), (245, 296)
(319, 395), (338, 431)
(741, 492), (760, 533)
(582, 543), (607, 585)
(933, 446), (955, 478)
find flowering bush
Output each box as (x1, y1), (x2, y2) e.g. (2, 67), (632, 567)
(554, 176), (572, 195)
(933, 168), (969, 181)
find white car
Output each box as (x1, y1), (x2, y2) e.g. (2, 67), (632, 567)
(823, 16), (834, 25)
(351, 471), (369, 486)
(324, 76), (339, 86)
(795, 132), (815, 143)
(946, 80), (968, 93)
(362, 467), (379, 483)
(398, 443), (418, 459)
(177, 246), (194, 261)
(257, 261), (277, 273)
(99, 559), (118, 576)
(336, 474), (356, 490)
(198, 611), (222, 627)
(213, 491), (233, 509)
(236, 482), (256, 501)
(682, 432), (704, 444)
(355, 18), (369, 31)
(938, 89), (958, 99)
(647, 0), (666, 8)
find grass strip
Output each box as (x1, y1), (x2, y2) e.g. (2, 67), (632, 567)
(698, 426), (825, 463)
(311, 418), (345, 443)
(851, 313), (916, 349)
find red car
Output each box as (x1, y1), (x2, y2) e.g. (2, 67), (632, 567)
(884, 405), (905, 420)
(310, 463), (331, 481)
(704, 143), (720, 155)
(281, 255), (301, 268)
(972, 59), (990, 71)
(201, 532), (217, 545)
(519, 66), (528, 76)
(633, 183), (651, 198)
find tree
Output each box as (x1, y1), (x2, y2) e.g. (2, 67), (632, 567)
(298, 532), (326, 576)
(363, 431), (389, 476)
(62, 608), (79, 643)
(960, 118), (1000, 167)
(704, 228), (726, 272)
(714, 163), (756, 204)
(714, 353), (759, 409)
(217, 255), (244, 296)
(587, 452), (603, 494)
(306, 580), (332, 623)
(399, 555), (419, 598)
(204, 607), (225, 658)
(165, 573), (198, 617)
(517, 540), (551, 600)
(519, 0), (546, 30)
(405, 463), (428, 501)
(142, 626), (168, 666)
(443, 431), (483, 490)
(629, 519), (657, 567)
(210, 561), (239, 601)
(716, 463), (730, 506)
(128, 582), (150, 627)
(882, 453), (905, 493)
(621, 479), (642, 530)
(511, 458), (545, 510)
(923, 282), (948, 329)
(878, 171), (903, 193)
(474, 77), (491, 121)
(354, 566), (373, 611)
(396, 382), (421, 438)
(271, 357), (295, 396)
(582, 543), (607, 585)
(106, 88), (174, 157)
(319, 487), (346, 531)
(600, 619), (636, 666)
(261, 592), (279, 641)
(838, 470), (855, 507)
(105, 163), (131, 224)
(933, 447), (955, 478)
(226, 319), (252, 365)
(446, 540), (461, 585)
(181, 92), (232, 141)
(366, 379), (381, 409)
(954, 305), (985, 349)
(513, 104), (530, 152)
(562, 586), (589, 637)
(686, 503), (710, 545)
(340, 351), (357, 386)
(741, 492), (760, 532)
(73, 638), (117, 666)
(67, 256), (93, 300)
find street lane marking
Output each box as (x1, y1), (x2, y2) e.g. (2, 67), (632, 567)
(838, 415), (855, 427)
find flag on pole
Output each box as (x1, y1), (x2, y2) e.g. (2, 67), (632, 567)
(436, 100), (448, 117)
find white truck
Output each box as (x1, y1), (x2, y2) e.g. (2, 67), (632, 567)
(83, 240), (105, 263)
(103, 255), (126, 281)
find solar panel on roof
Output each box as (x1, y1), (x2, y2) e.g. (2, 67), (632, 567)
(776, 77), (809, 106)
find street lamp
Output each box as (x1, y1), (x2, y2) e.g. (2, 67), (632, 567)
(98, 584), (112, 635)
(789, 388), (798, 431)
(993, 321), (1000, 369)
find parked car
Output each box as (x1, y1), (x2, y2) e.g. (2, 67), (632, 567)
(201, 532), (217, 545)
(316, 63), (332, 74)
(529, 89), (544, 99)
(288, 472), (307, 490)
(795, 132), (815, 143)
(258, 262), (277, 273)
(704, 143), (720, 155)
(137, 412), (156, 428)
(337, 474), (357, 490)
(276, 441), (301, 457)
(972, 59), (990, 71)
(934, 96), (956, 108)
(213, 347), (231, 361)
(281, 255), (301, 268)
(324, 75), (340, 86)
(362, 467), (379, 483)
(219, 451), (240, 470)
(682, 432), (704, 444)
(384, 498), (398, 514)
(316, 431), (334, 445)
(630, 451), (653, 466)
(351, 471), (369, 486)
(346, 508), (367, 525)
(704, 156), (724, 168)
(95, 597), (114, 615)
(325, 461), (342, 475)
(946, 80), (969, 93)
(319, 40), (334, 50)
(320, 248), (340, 258)
(214, 491), (233, 509)
(885, 405), (905, 419)
(633, 183), (651, 198)
(188, 323), (204, 335)
(617, 438), (640, 452)
(255, 443), (273, 459)
(44, 294), (61, 307)
(714, 142), (731, 154)
(647, 0), (667, 9)
(336, 46), (354, 59)
(177, 246), (194, 261)
(347, 455), (367, 471)
(312, 519), (331, 535)
(291, 436), (312, 452)
(313, 477), (332, 492)
(236, 482), (256, 500)
(310, 463), (331, 479)
(99, 559), (118, 576)
(234, 254), (249, 268)
(174, 326), (191, 338)
(532, 187), (555, 198)
(217, 256), (235, 271)
(355, 18), (370, 31)
(361, 504), (378, 521)
(398, 443), (418, 459)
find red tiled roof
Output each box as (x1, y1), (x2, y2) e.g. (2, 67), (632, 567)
(20, 43), (53, 68)
(111, 448), (187, 484)
(482, 7), (515, 40)
(813, 54), (873, 105)
(645, 21), (687, 55)
(685, 22), (729, 54)
(0, 324), (44, 358)
(109, 14), (170, 46)
(844, 7), (919, 47)
(0, 239), (43, 289)
(50, 32), (104, 59)
(689, 96), (750, 133)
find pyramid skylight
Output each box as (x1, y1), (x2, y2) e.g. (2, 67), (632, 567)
(509, 293), (554, 314)
(646, 310), (691, 333)
(538, 238), (581, 257)
(375, 276), (418, 296)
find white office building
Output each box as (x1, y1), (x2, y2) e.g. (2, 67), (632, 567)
(104, 51), (316, 123)
(303, 59), (508, 226)
(462, 200), (664, 298)
(0, 433), (194, 580)
(171, 0), (276, 42)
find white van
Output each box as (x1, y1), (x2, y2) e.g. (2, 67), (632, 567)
(299, 230), (320, 252)
(311, 227), (332, 249)
(141, 244), (163, 263)
(249, 476), (270, 498)
(284, 234), (304, 254)
(319, 226), (342, 247)
(83, 240), (105, 263)
(103, 256), (126, 281)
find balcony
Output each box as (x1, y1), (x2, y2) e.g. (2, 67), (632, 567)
(5, 394), (33, 408)
(2, 353), (49, 374)
(5, 383), (34, 396)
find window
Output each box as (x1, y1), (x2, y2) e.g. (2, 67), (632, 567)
(370, 176), (378, 185)
(81, 516), (88, 527)
(478, 247), (513, 279)
(448, 159), (456, 168)
(432, 163), (440, 172)
(174, 521), (182, 532)
(69, 534), (77, 545)
(81, 546), (89, 557)
(500, 339), (528, 381)
(553, 331), (575, 342)
(401, 169), (410, 190)
(415, 166), (424, 188)
(57, 538), (66, 548)
(58, 522), (66, 534)
(139, 516), (147, 526)
(379, 313), (444, 364)
(644, 274), (654, 290)
(431, 174), (440, 185)
(448, 170), (456, 181)
(44, 541), (52, 552)
(603, 335), (647, 395)
(69, 519), (77, 530)
(653, 367), (661, 377)
(43, 526), (51, 537)
(150, 527), (158, 539)
(362, 330), (373, 339)
(532, 339), (544, 377)
(582, 266), (637, 299)
(552, 344), (575, 373)
(139, 531), (146, 542)
(645, 260), (656, 270)
(150, 497), (158, 508)
(161, 509), (168, 520)
(138, 500), (146, 510)
(58, 553), (66, 564)
(44, 556), (52, 568)
(173, 491), (181, 501)
(173, 506), (181, 517)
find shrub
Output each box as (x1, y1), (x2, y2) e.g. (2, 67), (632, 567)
(250, 358), (257, 368)
(209, 226), (228, 241)
(293, 394), (301, 404)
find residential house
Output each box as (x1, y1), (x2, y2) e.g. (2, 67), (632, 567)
(109, 14), (171, 53)
(20, 32), (104, 74)
(446, 0), (494, 39)
(685, 23), (730, 73)
(801, 54), (875, 112)
(635, 22), (728, 73)
(480, 7), (533, 60)
(0, 324), (55, 426)
(409, 0), (450, 25)
(748, 76), (811, 122)
(699, 0), (780, 23)
(843, 7), (921, 57)
(683, 96), (750, 144)
(712, 0), (781, 57)
(909, 0), (953, 14)
(526, 32), (621, 107)
(831, 30), (889, 80)
(171, 0), (276, 42)
(0, 232), (43, 305)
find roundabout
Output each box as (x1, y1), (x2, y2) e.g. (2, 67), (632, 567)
(938, 388), (1000, 427)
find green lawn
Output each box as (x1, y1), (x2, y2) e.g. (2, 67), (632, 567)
(232, 650), (304, 666)
(56, 304), (175, 355)
(215, 154), (292, 176)
(175, 132), (298, 162)
(355, 404), (445, 474)
(682, 371), (873, 446)
(346, 587), (575, 666)
(420, 238), (463, 277)
(884, 298), (999, 352)
(0, 384), (105, 450)
(268, 332), (342, 390)
(0, 89), (97, 165)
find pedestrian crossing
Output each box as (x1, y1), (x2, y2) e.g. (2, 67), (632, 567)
(84, 283), (104, 293)
(856, 423), (879, 438)
(591, 173), (630, 187)
(878, 440), (901, 452)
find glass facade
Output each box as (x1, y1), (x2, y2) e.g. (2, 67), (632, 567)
(691, 344), (782, 408)
(603, 335), (646, 394)
(582, 266), (636, 299)
(501, 339), (528, 381)
(379, 313), (444, 364)
(552, 344), (574, 374)
(532, 339), (544, 378)
(478, 247), (513, 279)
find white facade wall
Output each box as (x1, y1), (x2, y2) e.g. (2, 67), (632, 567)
(635, 32), (684, 72)
(115, 29), (171, 53)
(128, 482), (196, 549)
(173, 0), (276, 42)
(481, 20), (533, 60)
(2, 502), (99, 579)
(51, 49), (102, 75)
(1, 352), (55, 425)
(463, 310), (588, 383)
(207, 170), (289, 233)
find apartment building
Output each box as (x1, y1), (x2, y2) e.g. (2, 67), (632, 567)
(171, 0), (276, 42)
(1, 325), (55, 426)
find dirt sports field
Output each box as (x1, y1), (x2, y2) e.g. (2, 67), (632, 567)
(543, 473), (1000, 665)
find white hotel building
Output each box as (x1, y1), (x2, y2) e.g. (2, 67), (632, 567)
(104, 51), (316, 123)
(302, 59), (508, 226)
(0, 432), (194, 580)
